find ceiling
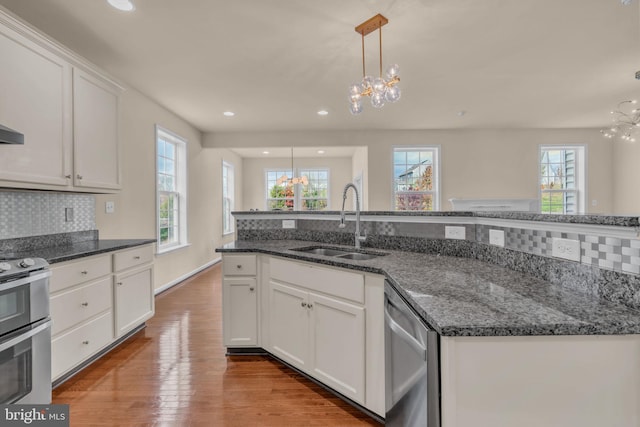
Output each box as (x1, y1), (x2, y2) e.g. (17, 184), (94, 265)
(231, 146), (358, 159)
(0, 0), (638, 134)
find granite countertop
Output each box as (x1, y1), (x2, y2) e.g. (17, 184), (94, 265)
(232, 210), (640, 227)
(216, 239), (640, 337)
(11, 239), (156, 264)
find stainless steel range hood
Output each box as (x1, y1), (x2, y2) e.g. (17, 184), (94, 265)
(0, 124), (24, 144)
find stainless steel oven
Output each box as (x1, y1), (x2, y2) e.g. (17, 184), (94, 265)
(0, 258), (51, 404)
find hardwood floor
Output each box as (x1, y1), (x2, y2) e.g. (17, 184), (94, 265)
(53, 263), (380, 426)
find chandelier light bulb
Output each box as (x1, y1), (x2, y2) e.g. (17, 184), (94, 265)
(371, 92), (386, 108)
(385, 64), (400, 79)
(373, 77), (387, 94)
(385, 85), (401, 103)
(350, 100), (364, 115)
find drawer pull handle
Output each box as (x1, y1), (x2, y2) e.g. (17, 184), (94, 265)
(236, 265), (242, 269)
(301, 302), (307, 307)
(307, 303), (313, 309)
(116, 282), (123, 286)
(77, 174), (83, 180)
(65, 174), (71, 179)
(81, 302), (89, 307)
(249, 287), (255, 291)
(81, 271), (88, 275)
(134, 256), (141, 260)
(82, 340), (89, 345)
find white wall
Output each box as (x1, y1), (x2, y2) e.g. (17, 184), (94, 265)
(352, 146), (369, 210)
(242, 156), (352, 211)
(205, 128), (614, 213)
(95, 88), (240, 291)
(613, 139), (640, 214)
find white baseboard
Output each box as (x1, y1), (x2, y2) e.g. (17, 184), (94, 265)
(154, 257), (221, 295)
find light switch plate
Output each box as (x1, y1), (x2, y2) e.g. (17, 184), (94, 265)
(282, 219), (296, 229)
(65, 207), (74, 222)
(552, 238), (581, 262)
(105, 201), (115, 214)
(489, 229), (505, 247)
(445, 226), (466, 240)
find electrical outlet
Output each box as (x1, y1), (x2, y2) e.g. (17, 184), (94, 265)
(105, 201), (115, 214)
(552, 238), (581, 262)
(282, 219), (296, 229)
(489, 229), (505, 247)
(65, 207), (74, 222)
(445, 226), (466, 240)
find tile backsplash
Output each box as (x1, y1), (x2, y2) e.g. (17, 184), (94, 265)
(0, 191), (96, 239)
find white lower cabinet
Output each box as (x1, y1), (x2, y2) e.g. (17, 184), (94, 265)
(222, 277), (258, 346)
(269, 282), (311, 370)
(50, 244), (154, 382)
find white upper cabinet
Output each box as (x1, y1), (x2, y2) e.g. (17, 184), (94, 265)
(0, 10), (122, 193)
(73, 68), (121, 190)
(0, 21), (72, 187)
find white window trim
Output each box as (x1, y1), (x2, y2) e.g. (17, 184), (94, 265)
(391, 145), (441, 211)
(264, 167), (331, 211)
(156, 125), (189, 254)
(538, 144), (587, 214)
(222, 160), (235, 236)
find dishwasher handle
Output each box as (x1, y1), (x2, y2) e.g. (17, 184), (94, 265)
(385, 301), (427, 361)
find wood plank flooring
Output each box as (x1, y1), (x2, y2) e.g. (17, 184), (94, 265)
(53, 263), (380, 426)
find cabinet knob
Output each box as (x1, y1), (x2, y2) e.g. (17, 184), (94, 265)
(81, 302), (89, 307)
(82, 340), (89, 345)
(307, 303), (313, 309)
(81, 270), (88, 275)
(77, 174), (83, 179)
(301, 302), (307, 308)
(116, 282), (123, 286)
(236, 265), (242, 269)
(65, 174), (72, 179)
(249, 287), (255, 291)
(134, 256), (141, 260)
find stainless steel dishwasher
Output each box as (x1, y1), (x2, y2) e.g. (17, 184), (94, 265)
(385, 281), (440, 426)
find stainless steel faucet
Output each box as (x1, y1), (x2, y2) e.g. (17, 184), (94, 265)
(339, 183), (366, 249)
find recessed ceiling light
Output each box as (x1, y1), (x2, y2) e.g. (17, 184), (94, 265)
(317, 150), (325, 154)
(317, 110), (329, 116)
(223, 111), (235, 117)
(107, 0), (135, 11)
(262, 151), (270, 155)
(457, 110), (467, 117)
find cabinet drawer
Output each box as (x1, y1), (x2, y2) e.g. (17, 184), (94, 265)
(223, 254), (257, 276)
(52, 311), (113, 380)
(50, 276), (112, 336)
(270, 257), (364, 304)
(50, 254), (111, 293)
(113, 245), (153, 272)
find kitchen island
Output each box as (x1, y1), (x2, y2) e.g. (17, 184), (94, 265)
(218, 211), (640, 427)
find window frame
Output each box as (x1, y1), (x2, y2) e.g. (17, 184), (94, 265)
(155, 125), (189, 254)
(391, 145), (441, 211)
(539, 144), (586, 215)
(222, 160), (235, 235)
(264, 167), (331, 211)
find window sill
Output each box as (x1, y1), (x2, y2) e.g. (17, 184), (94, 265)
(222, 231), (235, 237)
(156, 242), (191, 256)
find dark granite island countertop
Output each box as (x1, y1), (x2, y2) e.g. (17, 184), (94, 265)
(216, 239), (640, 337)
(11, 239), (156, 264)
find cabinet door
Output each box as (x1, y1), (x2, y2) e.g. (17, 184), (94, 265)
(309, 291), (366, 405)
(268, 281), (310, 371)
(73, 68), (121, 190)
(114, 266), (154, 337)
(0, 24), (72, 187)
(223, 277), (258, 346)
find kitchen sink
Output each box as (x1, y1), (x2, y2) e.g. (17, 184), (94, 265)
(291, 246), (387, 260)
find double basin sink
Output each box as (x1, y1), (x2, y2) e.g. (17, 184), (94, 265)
(291, 246), (387, 261)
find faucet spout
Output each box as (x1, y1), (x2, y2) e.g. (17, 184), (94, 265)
(339, 183), (365, 249)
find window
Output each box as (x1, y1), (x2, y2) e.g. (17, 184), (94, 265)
(156, 126), (187, 253)
(222, 161), (234, 235)
(265, 168), (330, 211)
(540, 145), (585, 214)
(393, 147), (440, 211)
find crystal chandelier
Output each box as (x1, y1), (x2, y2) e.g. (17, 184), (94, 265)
(276, 147), (308, 186)
(348, 14), (401, 115)
(601, 100), (640, 142)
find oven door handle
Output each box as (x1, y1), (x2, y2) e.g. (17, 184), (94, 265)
(385, 303), (427, 361)
(0, 270), (51, 293)
(0, 320), (50, 353)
